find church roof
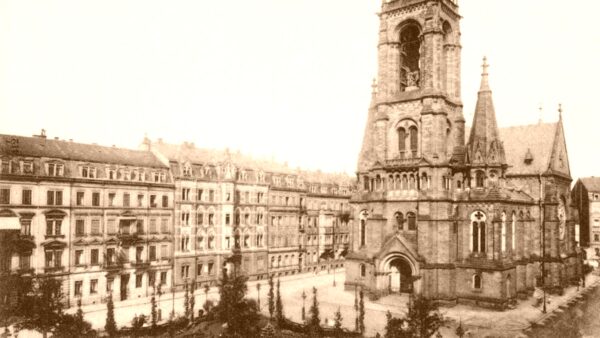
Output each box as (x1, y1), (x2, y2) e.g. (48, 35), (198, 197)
(578, 177), (600, 192)
(0, 134), (166, 168)
(498, 122), (558, 176)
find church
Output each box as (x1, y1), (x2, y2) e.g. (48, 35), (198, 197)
(345, 0), (578, 309)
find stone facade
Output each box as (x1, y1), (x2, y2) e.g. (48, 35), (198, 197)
(345, 0), (578, 310)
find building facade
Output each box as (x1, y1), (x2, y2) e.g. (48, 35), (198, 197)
(0, 132), (174, 306)
(572, 177), (600, 250)
(345, 0), (578, 309)
(146, 140), (354, 290)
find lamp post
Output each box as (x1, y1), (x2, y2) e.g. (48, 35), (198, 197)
(301, 290), (307, 321)
(256, 282), (262, 311)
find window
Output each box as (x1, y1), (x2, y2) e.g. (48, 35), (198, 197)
(92, 192), (100, 206)
(91, 249), (99, 265)
(149, 218), (157, 233)
(108, 169), (116, 180)
(409, 126), (418, 157)
(47, 163), (64, 176)
(180, 235), (190, 252)
(90, 279), (98, 294)
(45, 250), (62, 268)
(106, 248), (115, 264)
(162, 195), (168, 207)
(407, 212), (417, 230)
(197, 263), (203, 276)
(475, 171), (485, 188)
(149, 272), (156, 287)
(360, 219), (366, 246)
(360, 264), (366, 277)
(595, 234), (599, 242)
(161, 245), (168, 259)
(76, 220), (85, 236)
(91, 219), (100, 235)
(22, 189), (32, 205)
(398, 127), (406, 156)
(47, 190), (63, 206)
(0, 188), (9, 204)
(182, 188), (190, 201)
(76, 192), (84, 206)
(197, 212), (204, 226)
(136, 274), (143, 288)
(208, 262), (214, 275)
(137, 194), (144, 207)
(22, 161), (33, 174)
(471, 211), (487, 253)
(181, 265), (189, 279)
(75, 250), (84, 265)
(208, 235), (215, 249)
(160, 271), (167, 285)
(161, 218), (169, 233)
(136, 220), (144, 234)
(108, 193), (115, 207)
(209, 190), (215, 202)
(74, 281), (83, 296)
(197, 189), (203, 201)
(473, 274), (482, 289)
(208, 213), (214, 226)
(81, 166), (96, 178)
(46, 218), (62, 236)
(149, 246), (156, 261)
(123, 193), (130, 207)
(395, 212), (404, 230)
(150, 195), (157, 208)
(501, 212), (507, 252)
(399, 24), (421, 91)
(21, 218), (31, 236)
(225, 213), (231, 225)
(107, 219), (116, 234)
(181, 211), (190, 226)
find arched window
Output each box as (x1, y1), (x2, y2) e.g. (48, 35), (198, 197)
(475, 171), (485, 188)
(473, 274), (482, 289)
(360, 219), (366, 246)
(399, 24), (421, 92)
(407, 212), (416, 231)
(421, 173), (428, 190)
(363, 176), (369, 191)
(402, 175), (408, 190)
(470, 211), (487, 253)
(409, 174), (415, 190)
(501, 212), (507, 252)
(395, 212), (404, 231)
(376, 175), (382, 191)
(398, 127), (407, 157)
(409, 126), (418, 157)
(360, 264), (366, 277)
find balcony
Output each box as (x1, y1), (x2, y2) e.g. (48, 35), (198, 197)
(132, 260), (150, 270)
(103, 261), (124, 271)
(117, 233), (142, 246)
(44, 266), (64, 274)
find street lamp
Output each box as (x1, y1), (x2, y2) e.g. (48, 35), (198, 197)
(256, 283), (262, 311)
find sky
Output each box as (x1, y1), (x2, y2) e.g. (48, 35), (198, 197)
(1, 0), (599, 180)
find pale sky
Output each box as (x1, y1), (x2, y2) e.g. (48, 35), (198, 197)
(1, 0), (599, 181)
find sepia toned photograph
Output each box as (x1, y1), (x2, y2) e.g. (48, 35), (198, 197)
(1, 0), (600, 337)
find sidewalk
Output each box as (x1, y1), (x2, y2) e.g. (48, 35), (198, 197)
(439, 273), (600, 337)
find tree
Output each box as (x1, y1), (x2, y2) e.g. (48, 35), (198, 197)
(333, 307), (343, 337)
(307, 287), (321, 336)
(151, 291), (158, 329)
(260, 322), (277, 338)
(184, 281), (190, 319)
(215, 269), (260, 337)
(275, 279), (284, 325)
(53, 299), (95, 338)
(131, 314), (147, 338)
(190, 282), (196, 322)
(0, 274), (33, 331)
(267, 275), (275, 320)
(105, 293), (117, 337)
(16, 277), (64, 338)
(403, 296), (445, 338)
(358, 290), (365, 334)
(384, 311), (407, 338)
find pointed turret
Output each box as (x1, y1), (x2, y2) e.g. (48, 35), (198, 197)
(467, 57), (506, 167)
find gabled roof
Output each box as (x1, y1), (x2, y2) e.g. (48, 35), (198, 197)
(0, 134), (166, 168)
(498, 122), (557, 176)
(579, 177), (600, 192)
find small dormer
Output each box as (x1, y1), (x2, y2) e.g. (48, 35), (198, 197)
(524, 148), (534, 165)
(182, 162), (192, 177)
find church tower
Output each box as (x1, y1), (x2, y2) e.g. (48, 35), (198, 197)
(349, 0), (465, 299)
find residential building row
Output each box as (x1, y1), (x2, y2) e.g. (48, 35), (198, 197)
(0, 132), (354, 306)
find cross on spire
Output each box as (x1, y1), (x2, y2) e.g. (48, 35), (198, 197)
(479, 56), (490, 91)
(482, 56), (489, 75)
(558, 103), (563, 120)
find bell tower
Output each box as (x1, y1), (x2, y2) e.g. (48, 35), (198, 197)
(349, 0), (465, 299)
(357, 0), (464, 176)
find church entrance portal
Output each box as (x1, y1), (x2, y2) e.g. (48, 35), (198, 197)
(388, 257), (413, 293)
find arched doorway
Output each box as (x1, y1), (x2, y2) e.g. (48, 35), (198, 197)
(388, 257), (413, 293)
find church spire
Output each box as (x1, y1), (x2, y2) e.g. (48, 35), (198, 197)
(467, 57), (505, 167)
